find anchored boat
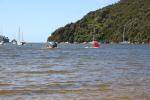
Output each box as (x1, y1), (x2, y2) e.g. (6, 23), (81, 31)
(46, 41), (57, 49)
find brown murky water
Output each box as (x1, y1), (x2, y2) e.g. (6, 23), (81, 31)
(0, 43), (150, 100)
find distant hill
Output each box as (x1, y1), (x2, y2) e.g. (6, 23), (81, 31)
(48, 0), (150, 43)
(0, 35), (9, 43)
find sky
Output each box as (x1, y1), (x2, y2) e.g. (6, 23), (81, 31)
(0, 0), (119, 42)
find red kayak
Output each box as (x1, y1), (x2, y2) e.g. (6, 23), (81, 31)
(92, 40), (100, 48)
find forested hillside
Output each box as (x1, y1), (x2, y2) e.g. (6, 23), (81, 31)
(48, 0), (150, 43)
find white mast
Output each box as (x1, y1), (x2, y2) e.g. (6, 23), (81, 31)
(22, 32), (24, 42)
(17, 27), (22, 45)
(123, 26), (125, 42)
(18, 27), (21, 43)
(0, 26), (3, 36)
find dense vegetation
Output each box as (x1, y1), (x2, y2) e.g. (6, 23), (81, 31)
(48, 0), (150, 43)
(0, 35), (9, 43)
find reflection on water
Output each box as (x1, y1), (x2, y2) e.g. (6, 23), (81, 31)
(0, 43), (150, 100)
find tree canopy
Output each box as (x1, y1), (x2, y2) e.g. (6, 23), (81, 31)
(48, 0), (150, 43)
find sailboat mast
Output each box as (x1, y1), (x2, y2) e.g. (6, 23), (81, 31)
(123, 26), (125, 42)
(0, 26), (3, 36)
(22, 32), (24, 42)
(18, 27), (21, 43)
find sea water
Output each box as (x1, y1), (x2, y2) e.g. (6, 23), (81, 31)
(0, 43), (150, 100)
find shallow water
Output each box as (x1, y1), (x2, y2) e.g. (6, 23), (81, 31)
(0, 43), (150, 100)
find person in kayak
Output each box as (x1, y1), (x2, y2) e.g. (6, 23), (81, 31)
(92, 39), (100, 48)
(46, 41), (57, 48)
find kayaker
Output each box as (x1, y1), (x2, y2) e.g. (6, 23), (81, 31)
(92, 39), (100, 48)
(46, 41), (57, 48)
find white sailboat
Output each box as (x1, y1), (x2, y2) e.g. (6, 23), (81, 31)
(120, 26), (130, 44)
(0, 41), (4, 45)
(21, 31), (26, 45)
(17, 27), (26, 45)
(17, 27), (22, 45)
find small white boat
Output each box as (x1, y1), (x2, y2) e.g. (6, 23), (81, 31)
(0, 41), (4, 45)
(11, 39), (17, 45)
(120, 41), (130, 44)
